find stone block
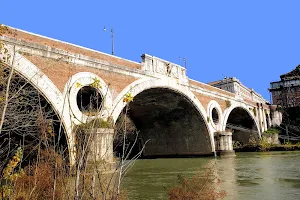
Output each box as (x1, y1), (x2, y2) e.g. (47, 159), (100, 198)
(89, 128), (114, 163)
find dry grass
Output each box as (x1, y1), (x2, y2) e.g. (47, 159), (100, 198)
(168, 165), (226, 200)
(2, 149), (126, 200)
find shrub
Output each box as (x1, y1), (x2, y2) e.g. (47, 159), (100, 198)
(253, 108), (257, 117)
(233, 140), (243, 149)
(4, 149), (69, 200)
(258, 136), (272, 151)
(85, 118), (114, 128)
(168, 165), (226, 200)
(225, 100), (231, 108)
(264, 127), (280, 135)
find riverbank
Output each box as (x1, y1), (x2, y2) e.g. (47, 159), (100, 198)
(235, 143), (300, 152)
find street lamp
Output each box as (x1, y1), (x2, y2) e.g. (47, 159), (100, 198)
(178, 57), (186, 69)
(103, 26), (114, 55)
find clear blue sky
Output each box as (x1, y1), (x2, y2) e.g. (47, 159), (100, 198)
(1, 1), (299, 101)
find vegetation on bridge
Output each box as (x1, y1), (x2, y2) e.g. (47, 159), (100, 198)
(0, 36), (134, 199)
(0, 24), (227, 200)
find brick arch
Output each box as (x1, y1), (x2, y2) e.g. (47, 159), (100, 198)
(111, 78), (216, 152)
(222, 102), (261, 138)
(0, 43), (76, 163)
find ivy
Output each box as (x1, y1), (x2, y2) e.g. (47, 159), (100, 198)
(123, 92), (134, 103)
(264, 127), (280, 135)
(1, 147), (24, 198)
(225, 100), (231, 108)
(76, 82), (83, 88)
(253, 108), (257, 117)
(90, 77), (102, 89)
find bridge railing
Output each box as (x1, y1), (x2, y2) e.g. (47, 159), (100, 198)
(141, 54), (188, 83)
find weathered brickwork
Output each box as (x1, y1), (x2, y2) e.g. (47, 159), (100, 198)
(192, 92), (227, 112)
(269, 65), (300, 107)
(3, 27), (141, 70)
(24, 54), (137, 97)
(0, 25), (276, 164)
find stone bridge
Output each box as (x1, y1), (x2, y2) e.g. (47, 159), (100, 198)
(0, 26), (279, 164)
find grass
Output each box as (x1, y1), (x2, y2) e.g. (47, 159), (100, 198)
(1, 149), (126, 200)
(263, 127), (280, 135)
(168, 164), (226, 200)
(236, 137), (300, 152)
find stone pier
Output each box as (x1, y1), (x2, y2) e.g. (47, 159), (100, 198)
(0, 26), (274, 165)
(89, 128), (115, 163)
(214, 131), (235, 157)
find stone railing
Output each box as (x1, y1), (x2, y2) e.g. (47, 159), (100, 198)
(141, 54), (188, 83)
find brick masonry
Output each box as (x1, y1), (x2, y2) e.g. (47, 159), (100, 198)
(0, 25), (278, 164)
(24, 54), (138, 98)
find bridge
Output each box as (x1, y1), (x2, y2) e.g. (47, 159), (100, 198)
(0, 26), (281, 164)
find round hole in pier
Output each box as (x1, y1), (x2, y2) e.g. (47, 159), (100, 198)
(76, 86), (102, 115)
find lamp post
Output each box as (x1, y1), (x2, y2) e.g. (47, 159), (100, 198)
(104, 26), (114, 55)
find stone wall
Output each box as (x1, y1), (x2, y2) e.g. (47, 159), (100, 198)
(89, 128), (114, 163)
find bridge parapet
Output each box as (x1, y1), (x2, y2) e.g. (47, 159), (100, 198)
(209, 77), (269, 105)
(141, 54), (188, 84)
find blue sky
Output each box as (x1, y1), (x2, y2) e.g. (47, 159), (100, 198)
(1, 1), (299, 101)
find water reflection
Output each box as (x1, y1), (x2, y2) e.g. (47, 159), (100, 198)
(215, 157), (238, 200)
(122, 151), (300, 200)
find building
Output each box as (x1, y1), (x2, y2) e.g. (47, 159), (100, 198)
(208, 77), (269, 104)
(269, 65), (300, 107)
(209, 77), (283, 128)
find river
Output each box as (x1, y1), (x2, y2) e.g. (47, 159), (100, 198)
(122, 151), (300, 200)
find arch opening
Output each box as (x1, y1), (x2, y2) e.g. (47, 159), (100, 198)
(212, 108), (219, 125)
(114, 88), (212, 158)
(76, 86), (103, 115)
(266, 113), (270, 129)
(226, 107), (259, 147)
(0, 69), (69, 172)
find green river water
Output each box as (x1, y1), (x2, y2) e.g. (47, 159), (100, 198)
(122, 151), (300, 200)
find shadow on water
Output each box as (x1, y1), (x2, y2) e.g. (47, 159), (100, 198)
(277, 178), (300, 189)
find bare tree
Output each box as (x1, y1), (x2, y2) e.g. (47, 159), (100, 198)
(72, 83), (148, 199)
(0, 25), (147, 200)
(0, 29), (68, 199)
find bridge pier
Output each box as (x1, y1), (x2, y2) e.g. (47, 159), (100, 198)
(88, 128), (114, 163)
(0, 27), (274, 166)
(214, 131), (235, 157)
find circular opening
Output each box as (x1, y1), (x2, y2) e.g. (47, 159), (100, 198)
(212, 108), (219, 124)
(77, 86), (103, 115)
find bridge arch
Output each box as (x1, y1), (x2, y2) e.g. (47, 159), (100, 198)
(0, 44), (75, 163)
(111, 78), (215, 157)
(223, 103), (261, 145)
